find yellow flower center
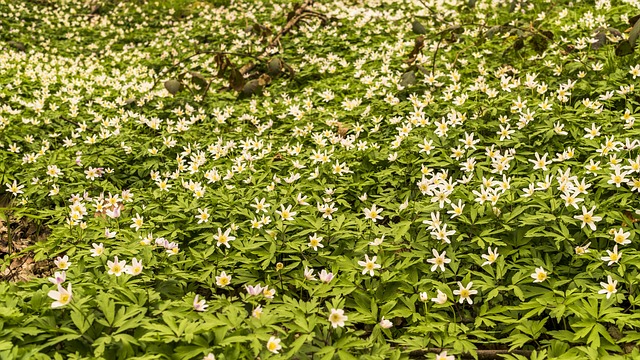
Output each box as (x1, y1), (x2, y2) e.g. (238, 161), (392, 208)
(537, 272), (546, 281)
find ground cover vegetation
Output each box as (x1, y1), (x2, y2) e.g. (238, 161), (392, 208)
(1, 0), (640, 358)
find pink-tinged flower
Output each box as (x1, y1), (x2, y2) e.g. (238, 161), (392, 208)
(193, 295), (208, 312)
(246, 284), (264, 296)
(48, 271), (66, 285)
(104, 228), (117, 238)
(319, 269), (334, 283)
(105, 204), (121, 219)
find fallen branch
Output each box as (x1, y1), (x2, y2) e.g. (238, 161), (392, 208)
(150, 51), (262, 92)
(238, 0), (315, 75)
(409, 348), (532, 359)
(148, 0), (320, 95)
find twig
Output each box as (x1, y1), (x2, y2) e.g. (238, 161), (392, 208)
(238, 0), (315, 75)
(151, 51), (263, 91)
(416, 0), (446, 24)
(431, 37), (444, 74)
(409, 348), (533, 359)
(59, 116), (80, 128)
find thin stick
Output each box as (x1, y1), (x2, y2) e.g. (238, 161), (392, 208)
(409, 348), (533, 359)
(238, 0), (315, 75)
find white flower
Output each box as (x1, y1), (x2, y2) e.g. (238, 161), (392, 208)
(55, 255), (71, 270)
(48, 283), (72, 308)
(481, 247), (499, 266)
(431, 290), (448, 305)
(358, 254), (381, 276)
(215, 271), (232, 287)
(107, 256), (126, 276)
(612, 228), (631, 245)
(435, 351), (455, 360)
(531, 267), (548, 283)
(304, 267), (316, 281)
(328, 308), (348, 328)
(573, 206), (602, 231)
(297, 193), (309, 206)
(252, 305), (263, 318)
(5, 180), (24, 196)
(130, 213), (144, 231)
(251, 198), (270, 213)
(276, 204), (297, 221)
(104, 228), (117, 238)
(214, 228), (236, 248)
(262, 286), (276, 299)
(125, 258), (143, 276)
(453, 282), (477, 304)
(419, 292), (429, 302)
(379, 317), (393, 329)
(447, 200), (465, 218)
(203, 353), (215, 360)
(369, 235), (385, 246)
(602, 245), (622, 266)
(196, 208), (210, 224)
(575, 242), (591, 255)
(90, 243), (104, 257)
(529, 152), (550, 170)
(308, 233), (324, 250)
(431, 223), (455, 244)
(427, 249), (451, 272)
(266, 336), (282, 354)
(363, 204), (384, 222)
(598, 275), (618, 299)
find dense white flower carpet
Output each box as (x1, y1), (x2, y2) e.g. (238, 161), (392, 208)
(1, 0), (640, 359)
